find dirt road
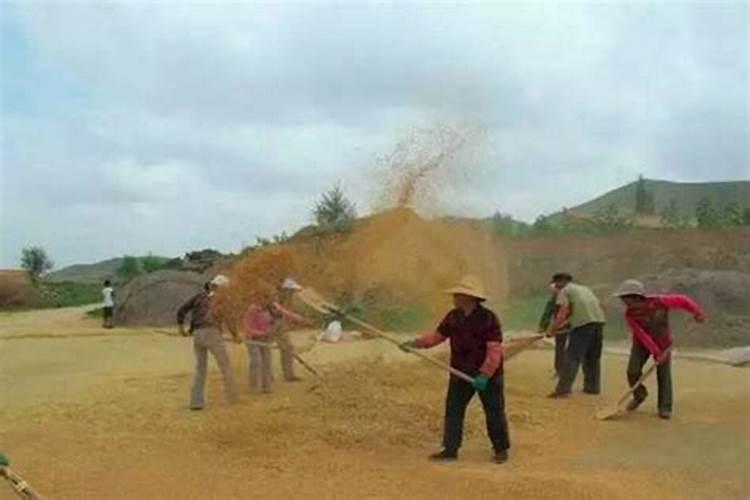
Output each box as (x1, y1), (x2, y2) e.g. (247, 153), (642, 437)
(1, 308), (748, 499)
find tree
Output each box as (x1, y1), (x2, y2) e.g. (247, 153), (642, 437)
(695, 197), (720, 229)
(634, 175), (656, 215)
(491, 211), (516, 237)
(141, 253), (165, 274)
(117, 255), (142, 282)
(743, 207), (750, 226)
(313, 183), (357, 233)
(21, 246), (53, 282)
(721, 202), (744, 227)
(660, 199), (690, 229)
(531, 214), (557, 234)
(592, 203), (633, 233)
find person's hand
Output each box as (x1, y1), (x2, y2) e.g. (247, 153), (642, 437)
(178, 325), (189, 337)
(472, 374), (490, 392)
(655, 350), (670, 364)
(399, 340), (419, 352)
(694, 313), (706, 324)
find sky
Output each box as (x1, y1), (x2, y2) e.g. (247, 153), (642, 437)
(0, 1), (748, 269)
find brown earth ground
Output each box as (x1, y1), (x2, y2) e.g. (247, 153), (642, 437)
(1, 307), (748, 499)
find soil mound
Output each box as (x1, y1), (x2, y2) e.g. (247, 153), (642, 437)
(114, 270), (207, 326)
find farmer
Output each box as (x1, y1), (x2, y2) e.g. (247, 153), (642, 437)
(547, 273), (606, 398)
(613, 279), (706, 419)
(273, 277), (312, 382)
(242, 287), (276, 393)
(538, 282), (570, 378)
(243, 284), (311, 392)
(401, 275), (510, 464)
(177, 275), (238, 410)
(101, 279), (115, 329)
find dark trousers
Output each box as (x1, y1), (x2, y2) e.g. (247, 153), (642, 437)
(554, 332), (569, 375)
(555, 322), (603, 395)
(628, 341), (672, 412)
(443, 375), (510, 454)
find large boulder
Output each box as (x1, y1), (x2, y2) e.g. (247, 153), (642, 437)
(114, 270), (207, 326)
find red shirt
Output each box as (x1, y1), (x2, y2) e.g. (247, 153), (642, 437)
(625, 294), (705, 357)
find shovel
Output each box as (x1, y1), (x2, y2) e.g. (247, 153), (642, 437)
(298, 287), (475, 384)
(596, 345), (672, 421)
(1, 454), (42, 500)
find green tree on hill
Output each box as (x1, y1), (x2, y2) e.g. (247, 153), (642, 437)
(314, 183), (357, 233)
(660, 199), (691, 228)
(117, 255), (142, 282)
(634, 175), (655, 215)
(20, 246), (54, 283)
(695, 197), (720, 229)
(721, 202), (744, 227)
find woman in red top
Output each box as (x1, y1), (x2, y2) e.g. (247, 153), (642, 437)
(614, 279), (706, 419)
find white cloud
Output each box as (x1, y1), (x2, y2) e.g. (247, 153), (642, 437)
(0, 1), (747, 267)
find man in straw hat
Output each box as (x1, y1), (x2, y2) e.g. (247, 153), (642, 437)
(401, 275), (510, 464)
(614, 279), (706, 419)
(177, 274), (238, 410)
(546, 273), (606, 399)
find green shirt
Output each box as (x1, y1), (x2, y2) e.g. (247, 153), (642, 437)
(555, 283), (606, 328)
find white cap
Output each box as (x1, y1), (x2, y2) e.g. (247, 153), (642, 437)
(281, 277), (303, 291)
(210, 274), (230, 287)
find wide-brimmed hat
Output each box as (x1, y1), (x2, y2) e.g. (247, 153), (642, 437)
(281, 277), (303, 291)
(444, 275), (488, 301)
(613, 279), (646, 297)
(210, 274), (230, 287)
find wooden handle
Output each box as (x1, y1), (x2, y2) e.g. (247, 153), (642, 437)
(344, 314), (475, 384)
(298, 287), (475, 383)
(616, 345), (673, 406)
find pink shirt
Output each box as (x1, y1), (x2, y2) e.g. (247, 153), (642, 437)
(243, 304), (273, 338)
(243, 302), (310, 339)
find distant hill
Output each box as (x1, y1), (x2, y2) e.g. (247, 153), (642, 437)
(570, 179), (750, 216)
(47, 256), (171, 284)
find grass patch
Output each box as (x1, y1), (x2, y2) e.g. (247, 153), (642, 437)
(38, 281), (101, 308)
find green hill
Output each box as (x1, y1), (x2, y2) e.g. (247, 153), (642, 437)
(570, 179), (750, 216)
(47, 256), (171, 284)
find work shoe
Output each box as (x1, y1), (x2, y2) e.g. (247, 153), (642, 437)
(286, 376), (303, 382)
(626, 397), (646, 412)
(189, 406), (203, 411)
(429, 450), (458, 461)
(658, 410), (672, 420)
(547, 391), (571, 399)
(493, 450), (509, 464)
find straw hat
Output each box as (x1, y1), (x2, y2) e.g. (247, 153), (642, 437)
(210, 274), (230, 287)
(281, 277), (303, 291)
(613, 279), (646, 297)
(444, 275), (488, 301)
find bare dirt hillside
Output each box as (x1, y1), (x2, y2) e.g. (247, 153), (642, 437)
(1, 308), (748, 499)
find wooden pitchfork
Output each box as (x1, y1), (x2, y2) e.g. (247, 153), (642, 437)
(297, 287), (475, 384)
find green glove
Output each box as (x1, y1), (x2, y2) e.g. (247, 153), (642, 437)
(399, 340), (418, 352)
(0, 453), (9, 467)
(472, 374), (490, 392)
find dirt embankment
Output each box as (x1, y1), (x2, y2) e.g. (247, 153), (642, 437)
(506, 228), (750, 297)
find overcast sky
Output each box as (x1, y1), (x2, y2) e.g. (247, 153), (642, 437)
(1, 1), (747, 268)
